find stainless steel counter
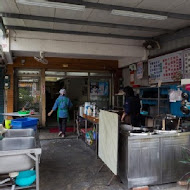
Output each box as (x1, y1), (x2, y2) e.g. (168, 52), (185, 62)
(0, 129), (41, 190)
(118, 131), (190, 189)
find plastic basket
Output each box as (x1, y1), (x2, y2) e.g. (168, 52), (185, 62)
(11, 117), (38, 128)
(16, 170), (36, 187)
(12, 125), (37, 131)
(18, 110), (30, 115)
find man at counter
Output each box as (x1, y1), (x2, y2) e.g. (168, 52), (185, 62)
(121, 86), (141, 127)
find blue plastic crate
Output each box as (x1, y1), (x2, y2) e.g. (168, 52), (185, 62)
(142, 100), (157, 105)
(11, 117), (38, 128)
(12, 125), (37, 131)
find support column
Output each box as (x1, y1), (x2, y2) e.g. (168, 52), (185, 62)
(41, 69), (46, 127)
(0, 68), (4, 123)
(6, 65), (13, 119)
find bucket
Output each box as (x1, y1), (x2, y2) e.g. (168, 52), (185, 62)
(5, 120), (11, 129)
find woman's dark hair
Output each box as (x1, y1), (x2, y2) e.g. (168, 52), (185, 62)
(123, 86), (134, 97)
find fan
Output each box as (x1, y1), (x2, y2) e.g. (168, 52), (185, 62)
(34, 51), (48, 64)
(143, 40), (160, 50)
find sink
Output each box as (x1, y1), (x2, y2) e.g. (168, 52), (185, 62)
(4, 129), (35, 138)
(0, 137), (35, 151)
(0, 130), (41, 174)
(155, 130), (178, 135)
(130, 133), (151, 136)
(0, 154), (35, 174)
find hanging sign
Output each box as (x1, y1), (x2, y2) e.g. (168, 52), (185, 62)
(130, 71), (135, 84)
(183, 49), (190, 78)
(136, 62), (143, 79)
(148, 51), (183, 83)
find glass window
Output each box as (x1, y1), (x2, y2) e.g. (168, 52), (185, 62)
(17, 70), (40, 75)
(17, 76), (40, 113)
(90, 72), (111, 77)
(45, 71), (65, 76)
(45, 77), (65, 82)
(66, 72), (88, 77)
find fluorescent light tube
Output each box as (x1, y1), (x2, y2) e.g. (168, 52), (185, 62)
(16, 0), (85, 11)
(111, 10), (168, 20)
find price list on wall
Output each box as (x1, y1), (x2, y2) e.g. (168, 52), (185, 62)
(148, 51), (183, 83)
(183, 49), (190, 78)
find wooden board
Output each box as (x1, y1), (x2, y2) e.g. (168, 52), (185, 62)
(98, 110), (119, 175)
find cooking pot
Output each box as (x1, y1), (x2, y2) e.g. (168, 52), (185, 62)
(182, 92), (189, 100)
(164, 114), (179, 130)
(180, 106), (190, 115)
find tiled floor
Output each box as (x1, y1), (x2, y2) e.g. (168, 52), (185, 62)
(39, 137), (188, 190)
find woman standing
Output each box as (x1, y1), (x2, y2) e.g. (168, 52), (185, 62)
(48, 89), (72, 138)
(121, 86), (141, 127)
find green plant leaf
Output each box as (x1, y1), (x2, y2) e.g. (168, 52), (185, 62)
(180, 161), (190, 165)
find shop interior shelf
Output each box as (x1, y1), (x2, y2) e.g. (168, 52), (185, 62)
(141, 98), (168, 100)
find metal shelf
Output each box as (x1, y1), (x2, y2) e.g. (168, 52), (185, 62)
(141, 98), (168, 100)
(140, 86), (171, 116)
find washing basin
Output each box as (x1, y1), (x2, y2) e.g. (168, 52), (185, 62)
(0, 136), (41, 174)
(0, 137), (35, 151)
(155, 130), (178, 135)
(4, 129), (35, 138)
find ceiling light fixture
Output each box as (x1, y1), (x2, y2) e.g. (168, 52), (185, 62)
(16, 0), (85, 11)
(111, 10), (168, 20)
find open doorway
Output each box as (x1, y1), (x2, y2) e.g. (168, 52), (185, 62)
(45, 71), (88, 128)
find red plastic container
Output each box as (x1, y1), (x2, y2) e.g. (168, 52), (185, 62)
(185, 84), (190, 91)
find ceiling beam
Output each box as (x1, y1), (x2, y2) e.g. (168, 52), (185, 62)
(154, 26), (190, 42)
(0, 13), (171, 33)
(5, 25), (152, 40)
(51, 0), (190, 20)
(0, 17), (6, 37)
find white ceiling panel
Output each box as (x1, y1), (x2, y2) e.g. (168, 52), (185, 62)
(55, 8), (94, 20)
(53, 23), (83, 31)
(24, 20), (54, 29)
(17, 4), (56, 17)
(98, 0), (143, 7)
(87, 9), (151, 25)
(29, 6), (55, 17)
(16, 4), (31, 15)
(170, 1), (190, 14)
(136, 0), (187, 12)
(87, 9), (190, 30)
(0, 0), (19, 13)
(3, 18), (25, 27)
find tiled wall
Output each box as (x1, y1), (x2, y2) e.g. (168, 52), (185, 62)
(0, 68), (4, 123)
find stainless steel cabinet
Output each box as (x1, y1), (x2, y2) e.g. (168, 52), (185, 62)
(119, 131), (190, 189)
(161, 135), (190, 183)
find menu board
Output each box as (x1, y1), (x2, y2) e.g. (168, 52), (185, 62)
(183, 49), (190, 78)
(148, 51), (183, 83)
(136, 62), (143, 79)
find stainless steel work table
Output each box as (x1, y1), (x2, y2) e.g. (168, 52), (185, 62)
(0, 131), (42, 190)
(118, 131), (190, 189)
